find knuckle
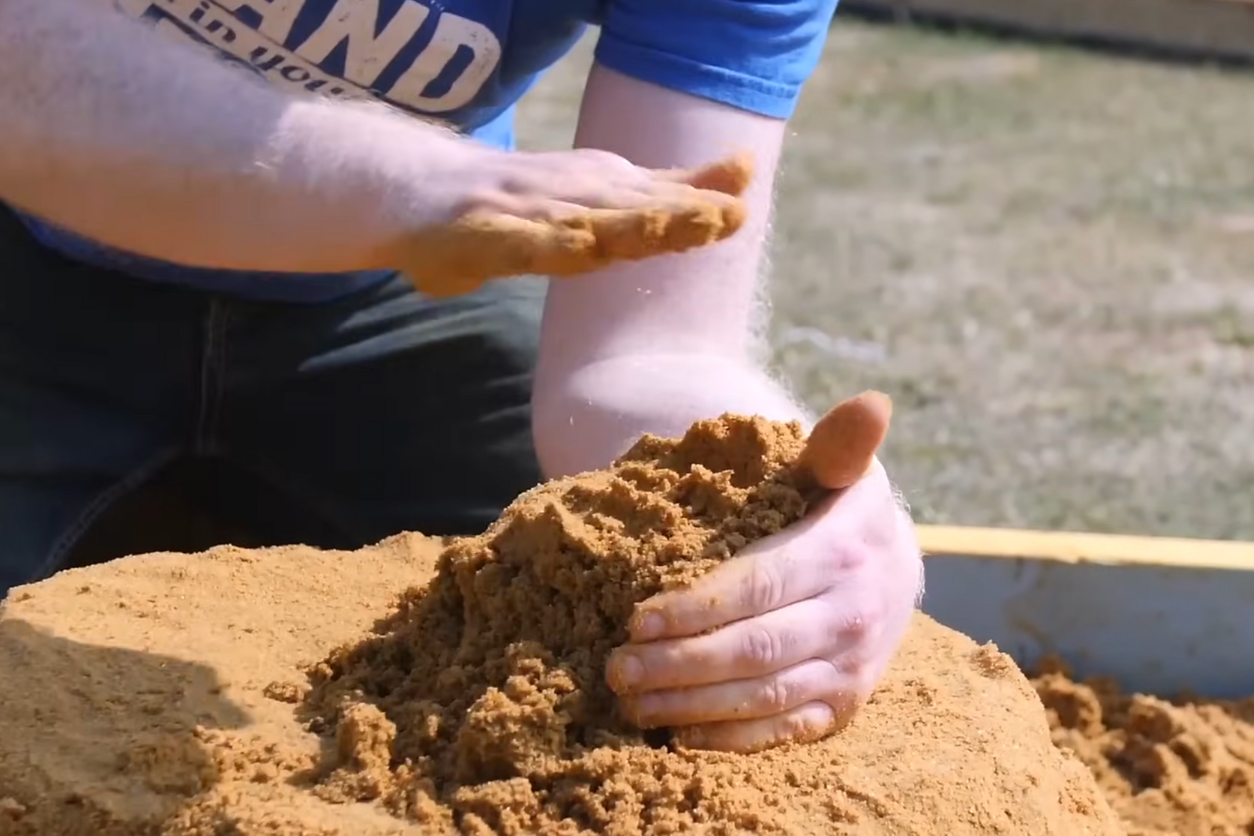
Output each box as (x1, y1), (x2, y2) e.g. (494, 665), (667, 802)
(457, 188), (517, 216)
(572, 148), (633, 172)
(738, 625), (782, 670)
(822, 603), (872, 650)
(756, 676), (793, 714)
(841, 653), (869, 680)
(826, 690), (862, 732)
(828, 541), (868, 573)
(843, 608), (874, 642)
(775, 709), (824, 745)
(832, 648), (879, 698)
(740, 562), (784, 614)
(498, 173), (536, 196)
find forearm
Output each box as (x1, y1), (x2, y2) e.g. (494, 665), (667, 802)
(533, 67), (800, 476)
(539, 66), (780, 365)
(535, 354), (811, 477)
(0, 0), (470, 272)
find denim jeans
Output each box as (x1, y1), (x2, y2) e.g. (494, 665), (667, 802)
(0, 207), (546, 598)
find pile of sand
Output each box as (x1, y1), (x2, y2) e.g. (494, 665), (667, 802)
(0, 415), (1123, 835)
(1033, 658), (1254, 836)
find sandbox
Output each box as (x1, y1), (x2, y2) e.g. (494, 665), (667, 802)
(922, 527), (1254, 836)
(0, 414), (1124, 836)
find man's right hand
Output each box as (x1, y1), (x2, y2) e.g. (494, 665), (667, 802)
(399, 146), (754, 298)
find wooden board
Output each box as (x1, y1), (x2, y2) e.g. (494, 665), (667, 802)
(914, 525), (1254, 698)
(838, 0), (1254, 65)
(917, 524), (1254, 570)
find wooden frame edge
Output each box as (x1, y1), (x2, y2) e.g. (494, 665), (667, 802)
(915, 524), (1254, 571)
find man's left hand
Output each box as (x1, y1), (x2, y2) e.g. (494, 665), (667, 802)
(605, 451), (923, 754)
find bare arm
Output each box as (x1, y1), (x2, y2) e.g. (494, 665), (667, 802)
(0, 0), (752, 286)
(0, 0), (491, 273)
(533, 65), (808, 477)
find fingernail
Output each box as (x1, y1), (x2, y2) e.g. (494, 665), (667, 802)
(633, 612), (665, 641)
(609, 653), (644, 693)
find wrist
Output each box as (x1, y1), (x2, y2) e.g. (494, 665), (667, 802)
(272, 99), (492, 267)
(533, 353), (810, 478)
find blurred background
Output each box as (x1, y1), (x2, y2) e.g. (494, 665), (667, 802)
(516, 21), (1254, 541)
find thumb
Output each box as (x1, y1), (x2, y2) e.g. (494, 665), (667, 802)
(796, 391), (893, 491)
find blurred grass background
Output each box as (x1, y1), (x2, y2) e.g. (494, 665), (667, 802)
(515, 22), (1254, 540)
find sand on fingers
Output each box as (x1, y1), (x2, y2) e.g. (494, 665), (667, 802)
(404, 154), (753, 298)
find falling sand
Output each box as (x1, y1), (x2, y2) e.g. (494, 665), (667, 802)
(0, 412), (1124, 835)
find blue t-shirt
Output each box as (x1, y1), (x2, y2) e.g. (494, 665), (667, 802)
(18, 0), (839, 302)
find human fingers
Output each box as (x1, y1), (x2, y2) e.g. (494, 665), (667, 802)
(561, 147), (751, 197)
(400, 147), (754, 297)
(608, 598), (837, 695)
(404, 212), (589, 297)
(625, 392), (892, 643)
(626, 513), (831, 644)
(673, 699), (855, 754)
(796, 391), (892, 491)
(405, 192), (746, 298)
(620, 657), (843, 728)
(470, 193), (742, 260)
(505, 148), (749, 209)
(551, 193), (746, 266)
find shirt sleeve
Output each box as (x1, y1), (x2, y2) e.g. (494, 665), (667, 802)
(594, 0), (841, 119)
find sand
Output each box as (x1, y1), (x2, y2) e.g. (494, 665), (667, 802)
(1034, 657), (1254, 836)
(411, 154), (753, 298)
(0, 414), (1123, 836)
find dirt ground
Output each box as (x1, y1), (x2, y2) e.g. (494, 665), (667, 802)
(515, 22), (1254, 541)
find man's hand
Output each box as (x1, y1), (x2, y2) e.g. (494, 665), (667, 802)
(404, 149), (753, 298)
(526, 70), (922, 753)
(605, 400), (923, 754)
(0, 1), (750, 288)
